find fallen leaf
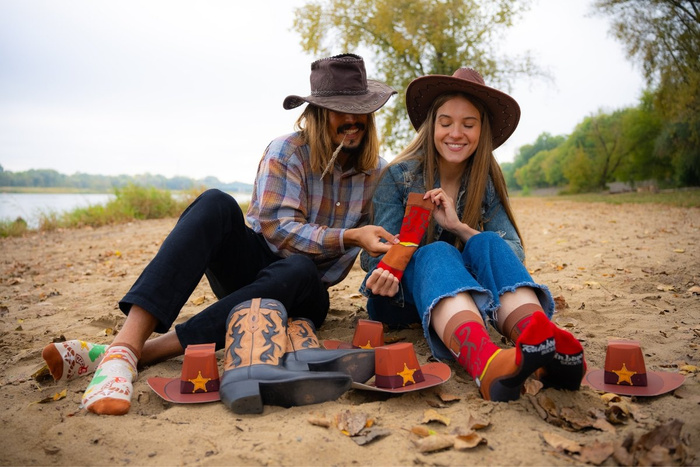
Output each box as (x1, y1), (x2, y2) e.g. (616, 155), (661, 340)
(413, 434), (454, 453)
(190, 295), (207, 306)
(553, 295), (569, 311)
(657, 284), (676, 292)
(579, 439), (614, 465)
(464, 413), (490, 431)
(437, 391), (460, 403)
(454, 432), (486, 450)
(308, 415), (331, 428)
(601, 393), (622, 403)
(679, 364), (698, 373)
(35, 389), (68, 404)
(351, 427), (390, 446)
(411, 426), (436, 437)
(422, 409), (450, 426)
(688, 285), (700, 295)
(335, 410), (372, 436)
(523, 378), (544, 396)
(672, 248), (685, 253)
(542, 431), (581, 453)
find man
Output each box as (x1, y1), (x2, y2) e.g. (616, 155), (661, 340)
(42, 54), (398, 415)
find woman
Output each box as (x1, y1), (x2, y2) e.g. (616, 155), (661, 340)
(360, 68), (586, 402)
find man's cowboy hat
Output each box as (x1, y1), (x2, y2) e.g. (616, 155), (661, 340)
(352, 342), (451, 393)
(583, 340), (685, 397)
(283, 54), (396, 115)
(405, 67), (521, 149)
(148, 343), (221, 403)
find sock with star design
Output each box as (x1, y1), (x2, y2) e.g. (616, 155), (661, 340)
(81, 345), (138, 416)
(42, 340), (107, 382)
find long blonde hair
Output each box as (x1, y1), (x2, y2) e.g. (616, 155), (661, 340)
(294, 105), (380, 173)
(387, 92), (522, 248)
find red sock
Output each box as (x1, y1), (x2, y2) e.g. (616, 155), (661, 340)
(448, 311), (555, 401)
(377, 192), (433, 280)
(450, 321), (500, 380)
(537, 326), (587, 390)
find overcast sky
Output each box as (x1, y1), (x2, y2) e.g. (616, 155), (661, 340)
(0, 0), (645, 185)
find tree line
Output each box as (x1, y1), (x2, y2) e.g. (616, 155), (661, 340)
(293, 0), (699, 192)
(0, 166), (253, 193)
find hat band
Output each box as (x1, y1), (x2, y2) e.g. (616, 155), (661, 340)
(180, 378), (220, 394)
(375, 368), (425, 389)
(312, 88), (369, 96)
(604, 371), (648, 387)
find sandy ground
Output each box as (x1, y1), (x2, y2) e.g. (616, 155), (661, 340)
(1, 197), (699, 466)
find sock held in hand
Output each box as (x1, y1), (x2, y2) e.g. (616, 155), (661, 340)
(42, 340), (107, 381)
(536, 326), (587, 390)
(81, 345), (138, 416)
(377, 192), (434, 280)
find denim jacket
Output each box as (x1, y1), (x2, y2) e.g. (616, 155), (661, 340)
(359, 158), (524, 306)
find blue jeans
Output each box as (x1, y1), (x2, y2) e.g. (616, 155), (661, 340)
(366, 232), (554, 361)
(120, 189), (330, 351)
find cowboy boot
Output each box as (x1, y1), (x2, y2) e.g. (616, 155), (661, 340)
(220, 298), (352, 414)
(283, 318), (375, 383)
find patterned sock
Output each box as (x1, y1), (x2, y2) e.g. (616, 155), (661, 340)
(81, 345), (138, 416)
(536, 326), (587, 390)
(377, 192), (434, 281)
(450, 311), (555, 401)
(42, 340), (107, 381)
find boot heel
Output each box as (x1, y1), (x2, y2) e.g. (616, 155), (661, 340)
(221, 378), (263, 414)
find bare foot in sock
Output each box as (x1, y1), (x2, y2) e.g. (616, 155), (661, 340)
(42, 340), (106, 381)
(82, 345), (138, 416)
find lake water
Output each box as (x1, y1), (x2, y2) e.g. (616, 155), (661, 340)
(0, 192), (253, 229)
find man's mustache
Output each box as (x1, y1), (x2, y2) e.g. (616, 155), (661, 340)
(336, 123), (366, 134)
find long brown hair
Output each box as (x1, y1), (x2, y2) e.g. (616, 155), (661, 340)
(387, 92), (522, 248)
(294, 105), (380, 173)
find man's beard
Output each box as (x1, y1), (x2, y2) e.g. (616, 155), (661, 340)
(336, 123), (366, 157)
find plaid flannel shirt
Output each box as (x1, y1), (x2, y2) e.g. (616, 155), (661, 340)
(246, 132), (385, 286)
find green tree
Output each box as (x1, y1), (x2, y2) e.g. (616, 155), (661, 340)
(503, 132), (565, 189)
(292, 0), (543, 152)
(594, 0), (700, 185)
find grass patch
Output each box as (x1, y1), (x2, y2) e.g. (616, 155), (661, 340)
(514, 188), (700, 208)
(0, 185), (212, 237)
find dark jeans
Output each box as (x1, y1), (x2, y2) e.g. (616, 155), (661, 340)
(119, 189), (330, 350)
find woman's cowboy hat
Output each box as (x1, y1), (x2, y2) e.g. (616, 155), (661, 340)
(583, 340), (685, 397)
(405, 67), (521, 149)
(283, 54), (396, 115)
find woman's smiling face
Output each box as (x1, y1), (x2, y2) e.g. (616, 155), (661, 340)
(433, 95), (482, 166)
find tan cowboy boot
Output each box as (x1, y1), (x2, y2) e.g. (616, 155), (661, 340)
(284, 318), (375, 383)
(220, 298), (352, 414)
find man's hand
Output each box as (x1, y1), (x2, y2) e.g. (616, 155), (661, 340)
(344, 225), (398, 257)
(365, 267), (400, 297)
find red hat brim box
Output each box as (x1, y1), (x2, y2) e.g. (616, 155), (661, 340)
(148, 343), (220, 404)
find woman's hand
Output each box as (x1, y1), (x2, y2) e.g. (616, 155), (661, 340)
(365, 267), (400, 297)
(424, 188), (480, 243)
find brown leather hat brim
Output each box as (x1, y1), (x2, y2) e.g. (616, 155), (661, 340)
(351, 362), (452, 393)
(283, 80), (396, 115)
(148, 377), (220, 404)
(583, 369), (685, 397)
